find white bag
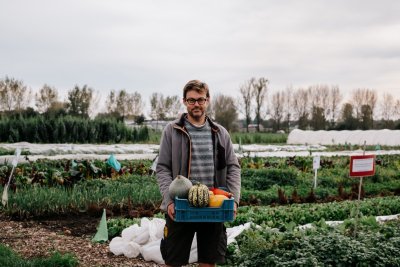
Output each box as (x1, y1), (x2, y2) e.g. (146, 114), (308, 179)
(140, 239), (164, 264)
(109, 237), (125, 255)
(123, 241), (141, 258)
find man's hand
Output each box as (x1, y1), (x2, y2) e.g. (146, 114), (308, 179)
(234, 202), (238, 219)
(167, 202), (175, 220)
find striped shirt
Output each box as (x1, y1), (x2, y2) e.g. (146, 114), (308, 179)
(185, 118), (214, 187)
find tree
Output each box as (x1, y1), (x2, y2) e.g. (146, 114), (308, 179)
(251, 77), (268, 132)
(308, 85), (332, 130)
(106, 89), (144, 120)
(46, 101), (68, 117)
(270, 91), (285, 132)
(351, 88), (377, 121)
(310, 106), (326, 130)
(238, 80), (253, 132)
(283, 86), (293, 133)
(150, 93), (166, 121)
(395, 99), (400, 120)
(35, 84), (59, 113)
(149, 93), (182, 121)
(379, 93), (396, 128)
(211, 94), (238, 132)
(66, 85), (93, 118)
(292, 88), (309, 130)
(163, 95), (182, 120)
(0, 76), (31, 111)
(360, 104), (373, 130)
(328, 86), (342, 128)
(338, 103), (357, 130)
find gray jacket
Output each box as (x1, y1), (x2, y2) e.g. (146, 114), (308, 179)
(156, 114), (241, 211)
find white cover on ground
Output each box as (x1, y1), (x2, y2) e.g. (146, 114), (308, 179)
(109, 217), (252, 264)
(287, 129), (400, 146)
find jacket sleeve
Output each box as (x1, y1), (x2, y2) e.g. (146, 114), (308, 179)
(222, 129), (241, 205)
(156, 124), (174, 211)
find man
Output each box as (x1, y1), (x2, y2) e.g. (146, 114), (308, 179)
(156, 80), (241, 267)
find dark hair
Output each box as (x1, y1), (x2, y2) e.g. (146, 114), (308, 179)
(182, 80), (210, 99)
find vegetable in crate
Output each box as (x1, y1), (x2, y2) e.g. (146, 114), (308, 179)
(188, 183), (210, 207)
(169, 175), (193, 199)
(210, 187), (233, 198)
(208, 194), (228, 207)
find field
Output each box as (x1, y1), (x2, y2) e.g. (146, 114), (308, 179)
(1, 142), (400, 266)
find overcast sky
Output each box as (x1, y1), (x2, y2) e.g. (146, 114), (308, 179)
(1, 0), (400, 114)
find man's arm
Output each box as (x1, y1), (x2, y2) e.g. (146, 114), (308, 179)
(156, 124), (175, 214)
(223, 130), (241, 207)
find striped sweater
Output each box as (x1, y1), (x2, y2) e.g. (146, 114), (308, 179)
(184, 119), (214, 187)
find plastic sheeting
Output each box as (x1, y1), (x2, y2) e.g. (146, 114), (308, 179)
(287, 129), (400, 146)
(109, 217), (252, 264)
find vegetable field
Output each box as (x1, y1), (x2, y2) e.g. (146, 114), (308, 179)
(1, 151), (400, 266)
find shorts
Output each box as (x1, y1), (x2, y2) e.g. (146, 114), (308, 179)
(160, 214), (227, 266)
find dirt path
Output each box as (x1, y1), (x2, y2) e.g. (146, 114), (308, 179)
(0, 214), (161, 267)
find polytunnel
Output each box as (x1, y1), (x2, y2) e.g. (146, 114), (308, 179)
(287, 129), (400, 146)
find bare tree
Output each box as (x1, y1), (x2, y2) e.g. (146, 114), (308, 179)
(35, 84), (59, 113)
(211, 94), (238, 132)
(351, 88), (378, 120)
(0, 76), (31, 111)
(251, 77), (268, 132)
(238, 80), (253, 132)
(270, 91), (285, 132)
(308, 85), (328, 110)
(292, 88), (309, 129)
(150, 93), (164, 121)
(88, 90), (101, 118)
(328, 85), (342, 127)
(131, 92), (144, 117)
(379, 93), (396, 127)
(395, 99), (400, 120)
(165, 95), (182, 119)
(283, 86), (293, 133)
(106, 90), (117, 114)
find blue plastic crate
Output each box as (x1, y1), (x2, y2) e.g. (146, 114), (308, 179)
(174, 196), (234, 222)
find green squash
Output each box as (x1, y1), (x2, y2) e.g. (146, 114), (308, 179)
(169, 175), (193, 199)
(188, 183), (210, 207)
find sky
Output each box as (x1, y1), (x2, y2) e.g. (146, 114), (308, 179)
(1, 0), (400, 115)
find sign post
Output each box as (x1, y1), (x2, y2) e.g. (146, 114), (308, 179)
(312, 156), (320, 189)
(350, 154), (375, 199)
(349, 153), (375, 231)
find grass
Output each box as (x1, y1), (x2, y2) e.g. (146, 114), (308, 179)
(0, 244), (78, 267)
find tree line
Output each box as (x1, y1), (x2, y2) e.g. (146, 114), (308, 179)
(1, 76), (400, 134)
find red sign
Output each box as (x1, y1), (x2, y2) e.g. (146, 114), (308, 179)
(349, 155), (375, 177)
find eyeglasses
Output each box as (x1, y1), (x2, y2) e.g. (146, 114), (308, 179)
(185, 97), (208, 105)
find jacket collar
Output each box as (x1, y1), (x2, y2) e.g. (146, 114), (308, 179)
(176, 113), (219, 131)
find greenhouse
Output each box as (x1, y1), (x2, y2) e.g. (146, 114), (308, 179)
(287, 129), (400, 146)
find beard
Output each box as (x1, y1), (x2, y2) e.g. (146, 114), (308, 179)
(187, 107), (205, 121)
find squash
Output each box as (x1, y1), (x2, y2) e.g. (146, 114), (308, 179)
(168, 175), (193, 199)
(188, 183), (210, 207)
(210, 187), (233, 198)
(208, 194), (228, 207)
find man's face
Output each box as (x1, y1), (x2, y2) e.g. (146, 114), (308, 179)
(184, 90), (209, 121)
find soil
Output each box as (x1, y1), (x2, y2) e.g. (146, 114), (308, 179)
(0, 212), (163, 267)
